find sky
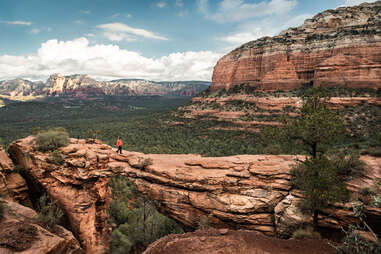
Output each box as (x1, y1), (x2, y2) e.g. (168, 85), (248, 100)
(0, 0), (378, 81)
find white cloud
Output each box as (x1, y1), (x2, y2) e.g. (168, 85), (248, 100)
(341, 0), (378, 6)
(156, 1), (167, 8)
(74, 20), (85, 25)
(111, 13), (120, 18)
(30, 28), (41, 34)
(198, 0), (297, 23)
(0, 20), (32, 26)
(0, 38), (221, 81)
(97, 23), (168, 41)
(86, 33), (95, 37)
(126, 13), (133, 18)
(218, 13), (311, 46)
(177, 10), (188, 17)
(197, 0), (209, 14)
(103, 32), (137, 42)
(80, 10), (91, 14)
(175, 0), (184, 7)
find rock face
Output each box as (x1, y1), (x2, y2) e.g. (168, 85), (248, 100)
(178, 91), (381, 133)
(0, 74), (210, 99)
(143, 229), (335, 254)
(7, 137), (381, 252)
(0, 145), (30, 206)
(211, 1), (381, 91)
(0, 199), (83, 254)
(0, 79), (45, 97)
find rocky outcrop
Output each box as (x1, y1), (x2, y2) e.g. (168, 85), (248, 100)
(0, 146), (30, 206)
(211, 1), (381, 91)
(7, 137), (381, 252)
(178, 92), (381, 132)
(143, 229), (335, 254)
(0, 74), (209, 99)
(0, 79), (44, 97)
(0, 199), (83, 253)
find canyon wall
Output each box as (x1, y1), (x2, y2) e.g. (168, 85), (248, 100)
(211, 1), (381, 91)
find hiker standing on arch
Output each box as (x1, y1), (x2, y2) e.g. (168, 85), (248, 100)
(116, 137), (123, 154)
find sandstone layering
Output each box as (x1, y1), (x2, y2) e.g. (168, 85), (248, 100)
(5, 137), (381, 253)
(212, 1), (381, 91)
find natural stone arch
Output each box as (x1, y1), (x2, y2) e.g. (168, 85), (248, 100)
(7, 136), (381, 253)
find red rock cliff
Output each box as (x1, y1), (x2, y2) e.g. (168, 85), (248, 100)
(211, 1), (381, 91)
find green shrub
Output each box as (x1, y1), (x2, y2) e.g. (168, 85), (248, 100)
(110, 225), (132, 254)
(291, 156), (348, 227)
(50, 150), (64, 165)
(263, 144), (281, 155)
(372, 195), (381, 208)
(108, 200), (132, 226)
(37, 194), (64, 229)
(359, 186), (375, 196)
(363, 147), (381, 157)
(32, 127), (44, 135)
(335, 225), (381, 254)
(292, 227), (321, 239)
(86, 129), (94, 139)
(330, 149), (365, 179)
(370, 133), (381, 147)
(36, 128), (69, 152)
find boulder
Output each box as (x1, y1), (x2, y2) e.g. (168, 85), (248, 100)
(0, 200), (83, 254)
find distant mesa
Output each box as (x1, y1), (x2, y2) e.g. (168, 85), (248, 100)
(0, 73), (210, 99)
(211, 1), (381, 91)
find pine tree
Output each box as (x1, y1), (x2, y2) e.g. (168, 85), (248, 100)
(283, 87), (348, 227)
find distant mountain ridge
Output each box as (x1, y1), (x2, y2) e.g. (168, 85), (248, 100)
(0, 73), (210, 99)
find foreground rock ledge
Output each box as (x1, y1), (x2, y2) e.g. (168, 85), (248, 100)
(7, 136), (381, 253)
(143, 229), (335, 254)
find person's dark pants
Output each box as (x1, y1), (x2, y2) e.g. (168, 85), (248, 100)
(117, 146), (122, 154)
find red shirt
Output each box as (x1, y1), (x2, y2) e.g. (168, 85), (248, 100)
(116, 139), (122, 146)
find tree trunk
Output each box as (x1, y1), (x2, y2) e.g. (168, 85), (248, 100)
(143, 199), (146, 245)
(312, 142), (317, 159)
(313, 210), (319, 229)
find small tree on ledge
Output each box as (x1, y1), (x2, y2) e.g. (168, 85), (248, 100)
(282, 87), (348, 228)
(282, 87), (345, 158)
